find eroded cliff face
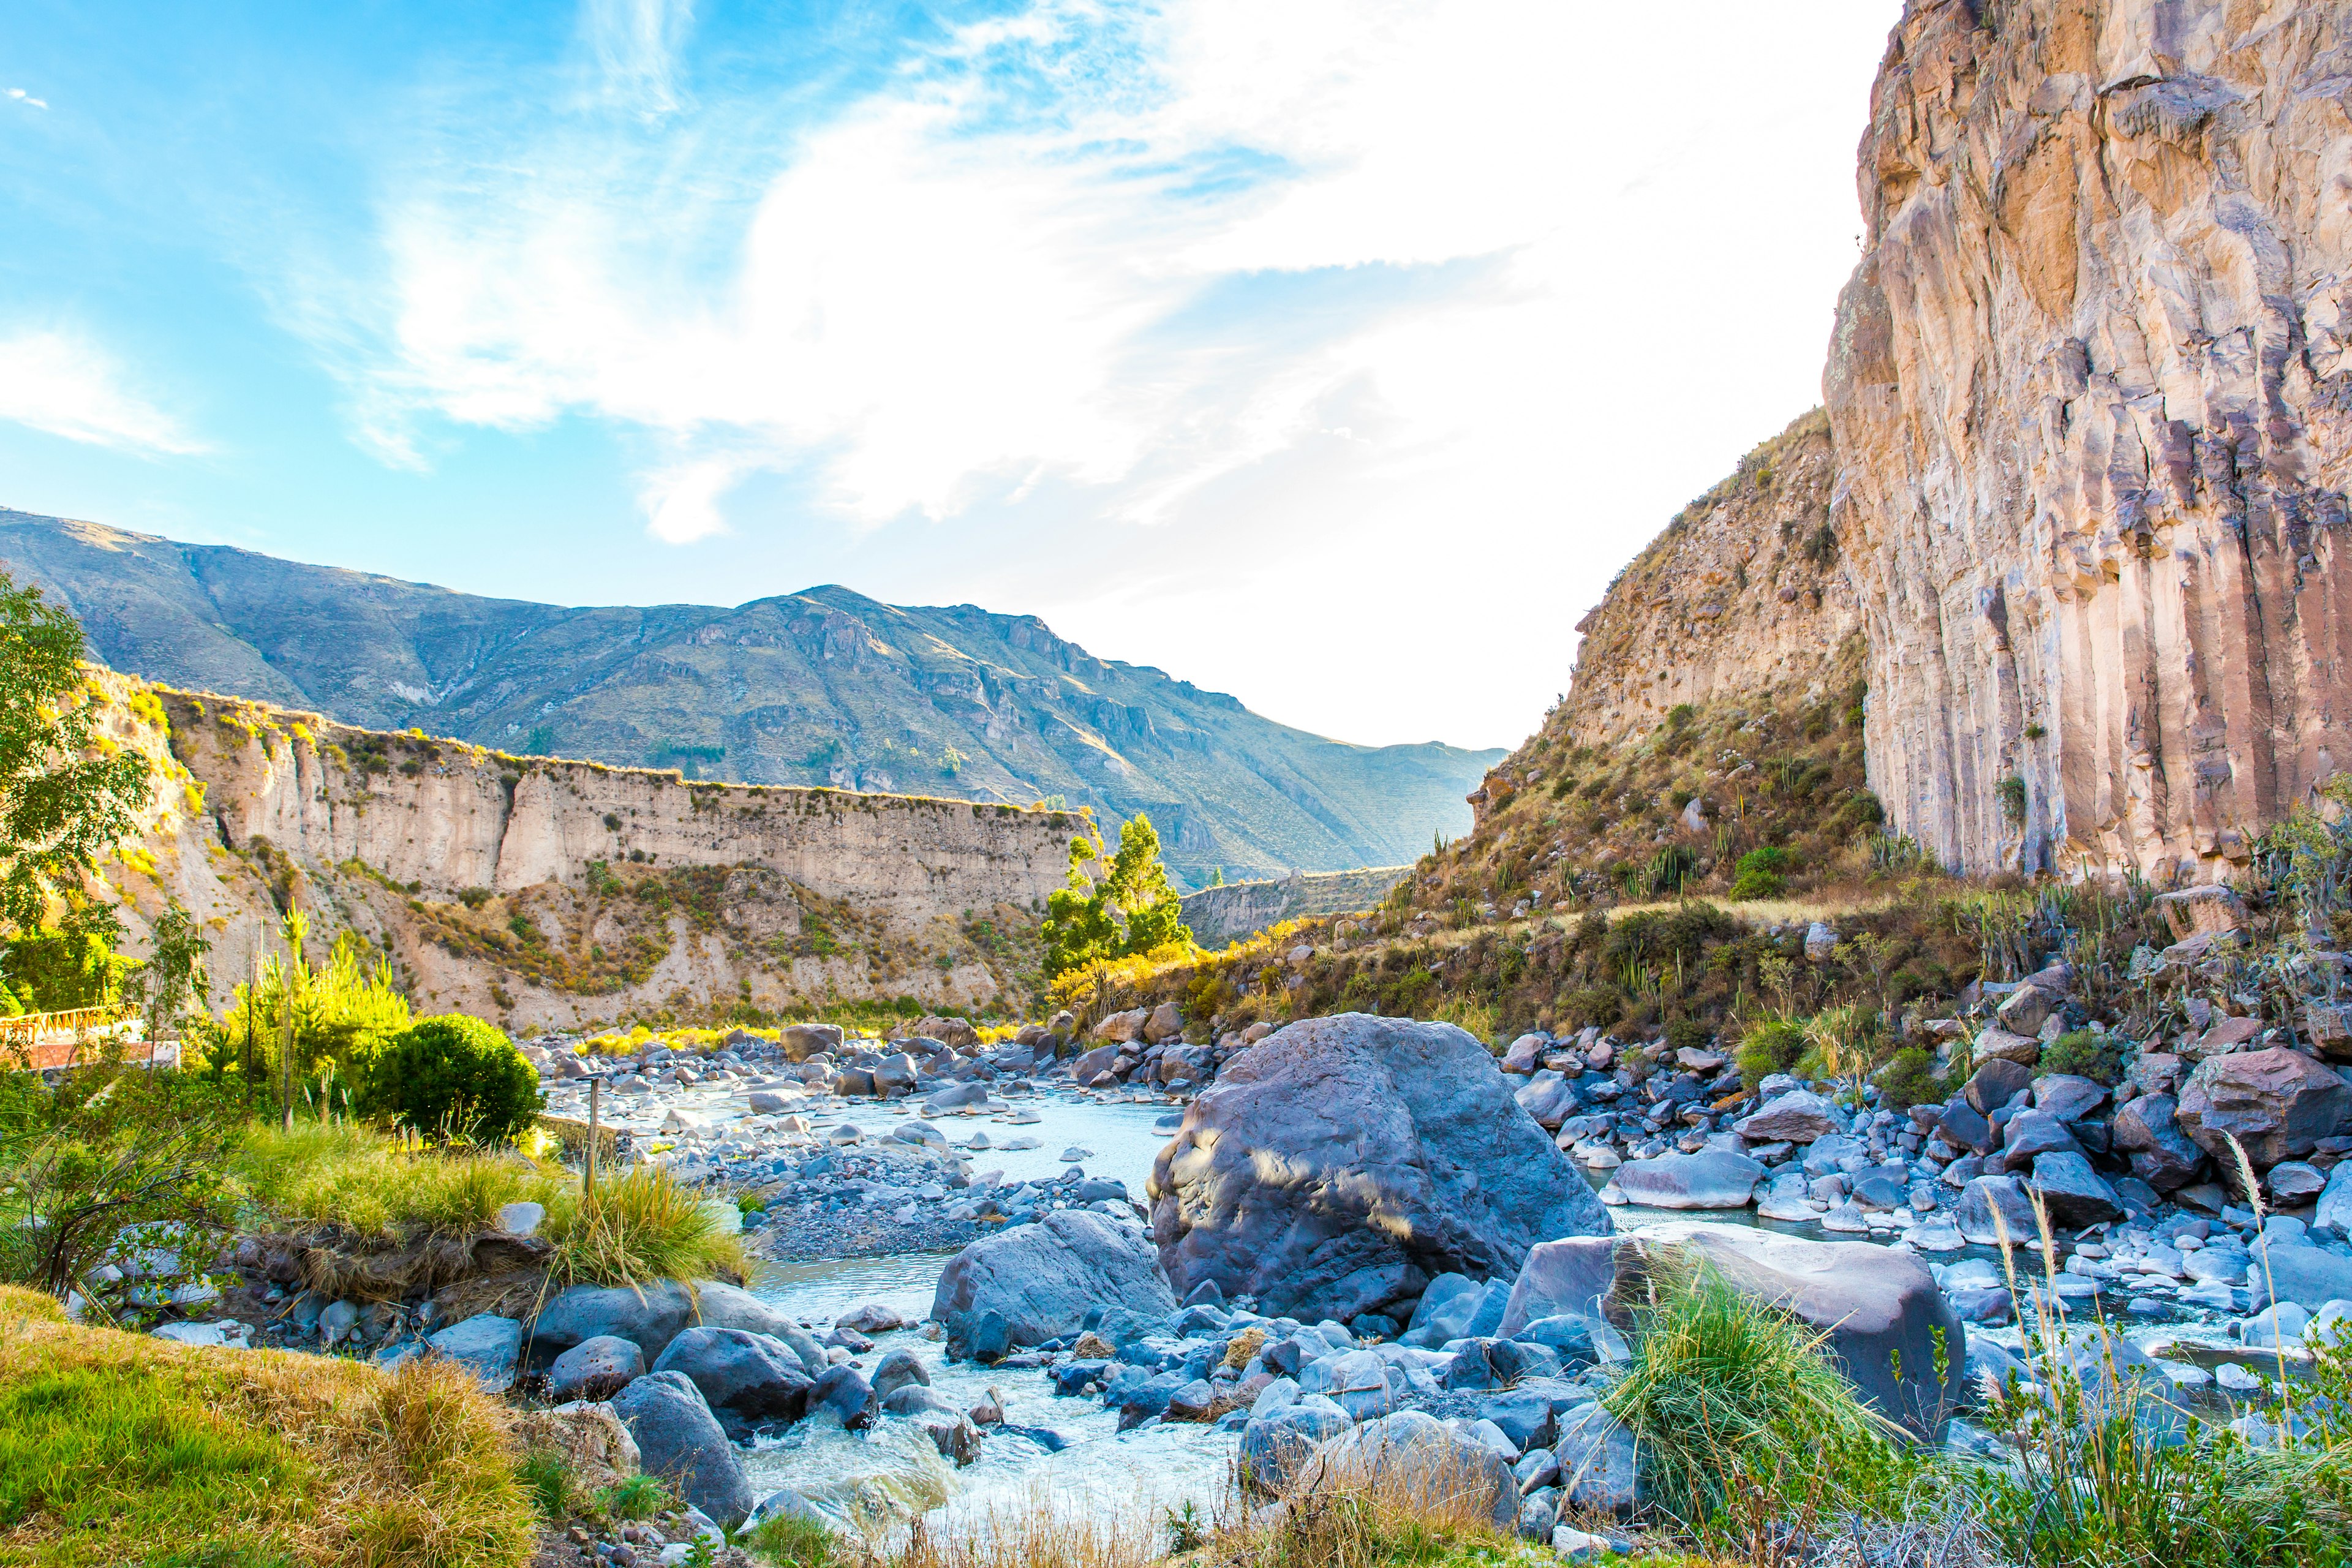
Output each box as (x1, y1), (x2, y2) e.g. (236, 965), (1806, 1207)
(1829, 0), (2352, 880)
(88, 678), (1080, 1028)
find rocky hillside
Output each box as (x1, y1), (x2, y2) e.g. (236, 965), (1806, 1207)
(82, 674), (1080, 1030)
(0, 513), (1499, 889)
(1829, 0), (2352, 883)
(1396, 410), (1874, 923)
(1178, 866), (1411, 948)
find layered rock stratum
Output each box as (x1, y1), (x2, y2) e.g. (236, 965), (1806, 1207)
(85, 676), (1080, 1027)
(1829, 0), (2352, 880)
(1, 513), (1499, 890)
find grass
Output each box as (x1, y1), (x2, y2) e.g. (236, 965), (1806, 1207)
(540, 1164), (749, 1290)
(0, 1283), (535, 1567)
(227, 1122), (563, 1240)
(740, 1512), (842, 1568)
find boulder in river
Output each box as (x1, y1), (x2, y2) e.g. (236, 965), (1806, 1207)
(650, 1328), (815, 1438)
(781, 1023), (845, 1060)
(932, 1209), (1176, 1352)
(611, 1371), (756, 1529)
(1238, 1400), (1354, 1496)
(1290, 1409), (1517, 1529)
(1148, 1014), (1611, 1323)
(547, 1334), (646, 1401)
(1612, 1150), (1766, 1210)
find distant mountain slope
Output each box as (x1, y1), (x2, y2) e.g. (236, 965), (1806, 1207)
(0, 511), (1499, 888)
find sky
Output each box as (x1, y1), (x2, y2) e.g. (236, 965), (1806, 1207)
(0, 1), (1901, 752)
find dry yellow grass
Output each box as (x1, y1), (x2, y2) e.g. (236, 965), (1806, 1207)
(0, 1284), (535, 1567)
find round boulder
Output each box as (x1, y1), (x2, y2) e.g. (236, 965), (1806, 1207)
(1291, 1409), (1516, 1529)
(932, 1209), (1176, 1351)
(650, 1328), (815, 1438)
(610, 1371), (756, 1529)
(547, 1334), (647, 1401)
(1148, 1014), (1611, 1323)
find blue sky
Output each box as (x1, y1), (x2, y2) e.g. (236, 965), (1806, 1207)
(1, 1), (1899, 749)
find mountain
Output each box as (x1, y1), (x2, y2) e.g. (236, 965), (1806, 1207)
(0, 511), (1500, 888)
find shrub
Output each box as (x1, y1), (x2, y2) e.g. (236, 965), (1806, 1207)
(541, 1165), (747, 1289)
(1871, 1046), (1942, 1110)
(1664, 1018), (1711, 1057)
(2038, 1030), (2123, 1085)
(1730, 845), (1796, 900)
(1736, 1017), (1806, 1088)
(358, 1015), (541, 1145)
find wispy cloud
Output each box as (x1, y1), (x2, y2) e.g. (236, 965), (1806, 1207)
(7, 87), (49, 110)
(579, 0), (696, 115)
(0, 328), (206, 455)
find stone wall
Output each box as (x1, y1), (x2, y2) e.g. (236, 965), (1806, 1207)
(1828, 0), (2352, 880)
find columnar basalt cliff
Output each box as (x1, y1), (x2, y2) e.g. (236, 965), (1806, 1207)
(88, 677), (1082, 1028)
(1828, 0), (2352, 881)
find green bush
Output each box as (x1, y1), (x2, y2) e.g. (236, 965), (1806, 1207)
(2038, 1029), (2122, 1085)
(358, 1015), (541, 1145)
(1664, 1019), (1711, 1058)
(1730, 846), (1796, 900)
(1871, 1046), (1942, 1110)
(1736, 1017), (1806, 1088)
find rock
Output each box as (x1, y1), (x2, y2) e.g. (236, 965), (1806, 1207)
(1964, 1059), (2035, 1115)
(1734, 1090), (1842, 1144)
(746, 1090), (802, 1114)
(943, 1309), (1011, 1363)
(912, 1409), (982, 1465)
(809, 1364), (877, 1428)
(836, 1302), (905, 1334)
(2267, 1245), (2352, 1311)
(511, 1401), (641, 1493)
(1297, 1348), (1394, 1420)
(2318, 1162), (2352, 1234)
(2179, 1048), (2352, 1167)
(1502, 1034), (1546, 1074)
(1995, 987), (2055, 1037)
(2188, 1017), (2266, 1060)
(2113, 1094), (2206, 1192)
(781, 1023), (845, 1060)
(1551, 1403), (1640, 1517)
(1803, 922), (1838, 962)
(1292, 1410), (1517, 1529)
(321, 1299), (360, 1346)
(2032, 1074), (2109, 1125)
(497, 1201), (546, 1237)
(1144, 1001), (1183, 1044)
(1999, 1110), (2083, 1169)
(1499, 1225), (1964, 1439)
(548, 1335), (647, 1401)
(651, 1329), (815, 1438)
(914, 1016), (980, 1050)
(2154, 885), (2252, 941)
(1956, 1174), (2038, 1248)
(611, 1371), (756, 1529)
(932, 1210), (1175, 1351)
(1092, 1009), (1150, 1044)
(1932, 1098), (1992, 1154)
(2027, 1153), (2121, 1229)
(531, 1281), (697, 1363)
(1238, 1403), (1355, 1496)
(1514, 1071), (1579, 1129)
(1149, 1014), (1611, 1322)
(2269, 1161), (2329, 1205)
(1611, 1150), (1766, 1210)
(1826, 0), (2352, 882)
(426, 1314), (523, 1390)
(870, 1347), (930, 1399)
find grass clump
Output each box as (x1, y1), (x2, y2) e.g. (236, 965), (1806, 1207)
(1603, 1265), (1911, 1540)
(1733, 1017), (1804, 1090)
(0, 1283), (534, 1567)
(542, 1165), (747, 1290)
(741, 1511), (841, 1568)
(228, 1122), (562, 1240)
(2037, 1028), (2124, 1085)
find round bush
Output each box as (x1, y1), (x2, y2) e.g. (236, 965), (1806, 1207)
(360, 1014), (541, 1145)
(1729, 846), (1796, 901)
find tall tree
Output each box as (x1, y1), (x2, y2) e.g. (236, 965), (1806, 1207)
(0, 571), (151, 940)
(1042, 813), (1193, 979)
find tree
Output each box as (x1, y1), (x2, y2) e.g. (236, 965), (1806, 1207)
(1041, 814), (1194, 979)
(356, 1014), (541, 1145)
(0, 571), (150, 940)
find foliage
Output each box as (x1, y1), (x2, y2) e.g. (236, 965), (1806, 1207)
(355, 1015), (541, 1146)
(227, 1123), (561, 1240)
(0, 571), (153, 940)
(194, 923), (413, 1113)
(0, 1064), (243, 1303)
(1734, 1017), (1806, 1089)
(1869, 1046), (1942, 1110)
(1041, 815), (1195, 980)
(742, 1510), (842, 1567)
(1603, 1264), (1909, 1537)
(0, 923), (130, 1017)
(2038, 1029), (2124, 1086)
(121, 900), (211, 1042)
(0, 1297), (536, 1567)
(1728, 845), (1796, 900)
(541, 1164), (747, 1289)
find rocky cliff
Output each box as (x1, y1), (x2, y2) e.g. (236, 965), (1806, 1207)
(85, 676), (1082, 1029)
(1178, 866), (1412, 948)
(0, 513), (1499, 888)
(1829, 0), (2352, 881)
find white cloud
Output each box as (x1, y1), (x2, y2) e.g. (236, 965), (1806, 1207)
(7, 88), (49, 109)
(292, 0), (1898, 745)
(0, 328), (206, 455)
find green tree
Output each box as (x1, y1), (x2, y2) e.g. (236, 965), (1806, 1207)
(197, 928), (412, 1111)
(1041, 814), (1193, 979)
(356, 1014), (541, 1145)
(0, 571), (151, 940)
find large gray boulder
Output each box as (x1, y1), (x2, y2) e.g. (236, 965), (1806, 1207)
(931, 1209), (1175, 1349)
(1613, 1151), (1766, 1210)
(428, 1313), (524, 1390)
(547, 1335), (646, 1401)
(2266, 1241), (2352, 1310)
(1499, 1224), (1964, 1441)
(1147, 1014), (1611, 1322)
(2178, 1047), (2352, 1167)
(1289, 1409), (1516, 1528)
(2113, 1095), (2206, 1192)
(1735, 1090), (1843, 1144)
(650, 1328), (815, 1438)
(610, 1371), (756, 1529)
(529, 1278), (788, 1365)
(1238, 1401), (1354, 1496)
(781, 1023), (845, 1060)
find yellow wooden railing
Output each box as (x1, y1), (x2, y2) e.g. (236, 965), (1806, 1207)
(0, 1005), (141, 1060)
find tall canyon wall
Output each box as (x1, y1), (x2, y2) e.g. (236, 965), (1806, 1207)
(1830, 0), (2352, 880)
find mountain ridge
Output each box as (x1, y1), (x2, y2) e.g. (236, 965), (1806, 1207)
(0, 510), (1499, 888)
